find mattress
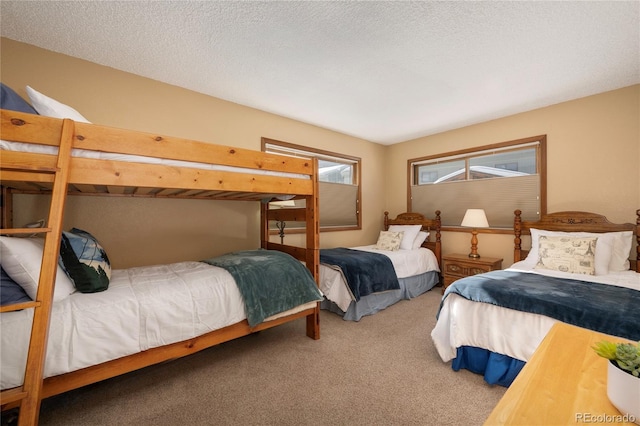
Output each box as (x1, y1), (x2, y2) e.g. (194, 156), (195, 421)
(0, 261), (316, 390)
(430, 261), (640, 364)
(0, 140), (310, 180)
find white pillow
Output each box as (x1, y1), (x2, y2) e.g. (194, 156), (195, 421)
(388, 225), (422, 250)
(26, 86), (91, 123)
(411, 231), (430, 250)
(610, 231), (632, 272)
(0, 236), (75, 301)
(524, 228), (630, 275)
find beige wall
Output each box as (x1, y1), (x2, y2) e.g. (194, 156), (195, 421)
(1, 38), (387, 267)
(2, 38), (638, 268)
(387, 85), (640, 266)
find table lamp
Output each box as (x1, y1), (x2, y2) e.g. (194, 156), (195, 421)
(461, 209), (489, 258)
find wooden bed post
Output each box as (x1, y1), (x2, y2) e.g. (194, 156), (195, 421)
(514, 209), (523, 263)
(259, 201), (269, 249)
(305, 158), (320, 340)
(433, 210), (442, 264)
(1, 186), (13, 229)
(636, 209), (640, 273)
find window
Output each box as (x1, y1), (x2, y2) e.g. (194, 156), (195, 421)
(263, 138), (361, 231)
(409, 135), (546, 228)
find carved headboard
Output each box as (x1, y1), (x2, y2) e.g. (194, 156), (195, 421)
(514, 209), (640, 272)
(384, 211), (442, 266)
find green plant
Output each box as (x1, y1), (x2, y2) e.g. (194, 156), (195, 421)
(593, 340), (640, 377)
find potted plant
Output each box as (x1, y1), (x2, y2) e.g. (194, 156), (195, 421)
(593, 340), (640, 424)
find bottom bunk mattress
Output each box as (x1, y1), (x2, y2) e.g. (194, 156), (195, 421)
(319, 245), (440, 321)
(430, 262), (640, 386)
(0, 250), (322, 390)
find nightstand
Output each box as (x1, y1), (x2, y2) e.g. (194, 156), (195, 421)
(441, 253), (503, 293)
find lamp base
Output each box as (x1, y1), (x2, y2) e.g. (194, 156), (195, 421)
(468, 229), (480, 259)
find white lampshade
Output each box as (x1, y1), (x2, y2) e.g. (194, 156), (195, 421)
(461, 209), (489, 228)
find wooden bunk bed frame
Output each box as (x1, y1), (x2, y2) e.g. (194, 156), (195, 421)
(0, 109), (321, 425)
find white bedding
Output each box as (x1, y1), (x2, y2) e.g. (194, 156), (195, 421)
(0, 140), (310, 180)
(430, 262), (640, 364)
(320, 246), (440, 312)
(0, 261), (315, 390)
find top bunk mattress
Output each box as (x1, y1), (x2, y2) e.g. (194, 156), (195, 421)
(0, 140), (310, 180)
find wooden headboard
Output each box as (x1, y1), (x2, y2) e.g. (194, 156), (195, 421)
(514, 209), (640, 273)
(383, 211), (442, 265)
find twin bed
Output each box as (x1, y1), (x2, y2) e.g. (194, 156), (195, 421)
(319, 211), (442, 321)
(0, 101), (323, 425)
(431, 210), (640, 387)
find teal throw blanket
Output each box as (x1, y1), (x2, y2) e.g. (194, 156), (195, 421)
(203, 249), (322, 327)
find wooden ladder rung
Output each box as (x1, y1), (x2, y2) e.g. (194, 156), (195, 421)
(0, 228), (52, 235)
(0, 301), (41, 313)
(0, 388), (28, 406)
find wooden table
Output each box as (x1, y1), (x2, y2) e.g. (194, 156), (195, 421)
(485, 322), (636, 425)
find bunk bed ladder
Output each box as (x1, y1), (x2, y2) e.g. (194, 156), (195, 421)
(0, 118), (75, 425)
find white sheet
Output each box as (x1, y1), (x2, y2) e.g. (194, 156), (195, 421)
(430, 262), (640, 364)
(0, 140), (310, 180)
(0, 261), (315, 390)
(320, 246), (440, 312)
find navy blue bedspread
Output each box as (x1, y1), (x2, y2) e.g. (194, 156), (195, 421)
(439, 270), (640, 341)
(320, 247), (399, 301)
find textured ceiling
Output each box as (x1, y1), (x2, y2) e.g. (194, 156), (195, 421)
(1, 1), (638, 145)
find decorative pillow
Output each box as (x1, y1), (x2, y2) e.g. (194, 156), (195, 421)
(0, 236), (75, 301)
(0, 266), (32, 306)
(375, 231), (403, 251)
(1, 83), (38, 114)
(26, 85), (91, 123)
(59, 228), (111, 293)
(535, 236), (597, 275)
(411, 231), (430, 250)
(525, 229), (614, 275)
(388, 225), (422, 250)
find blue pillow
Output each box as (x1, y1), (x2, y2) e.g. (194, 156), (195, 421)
(59, 228), (111, 293)
(1, 266), (32, 306)
(1, 83), (38, 114)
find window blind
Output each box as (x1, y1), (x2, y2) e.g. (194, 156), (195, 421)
(411, 174), (540, 227)
(270, 182), (358, 229)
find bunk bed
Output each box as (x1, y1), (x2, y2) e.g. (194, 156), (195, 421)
(0, 107), (322, 425)
(431, 210), (640, 387)
(320, 211), (442, 321)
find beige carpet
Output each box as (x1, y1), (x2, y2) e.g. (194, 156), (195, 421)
(35, 289), (506, 425)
